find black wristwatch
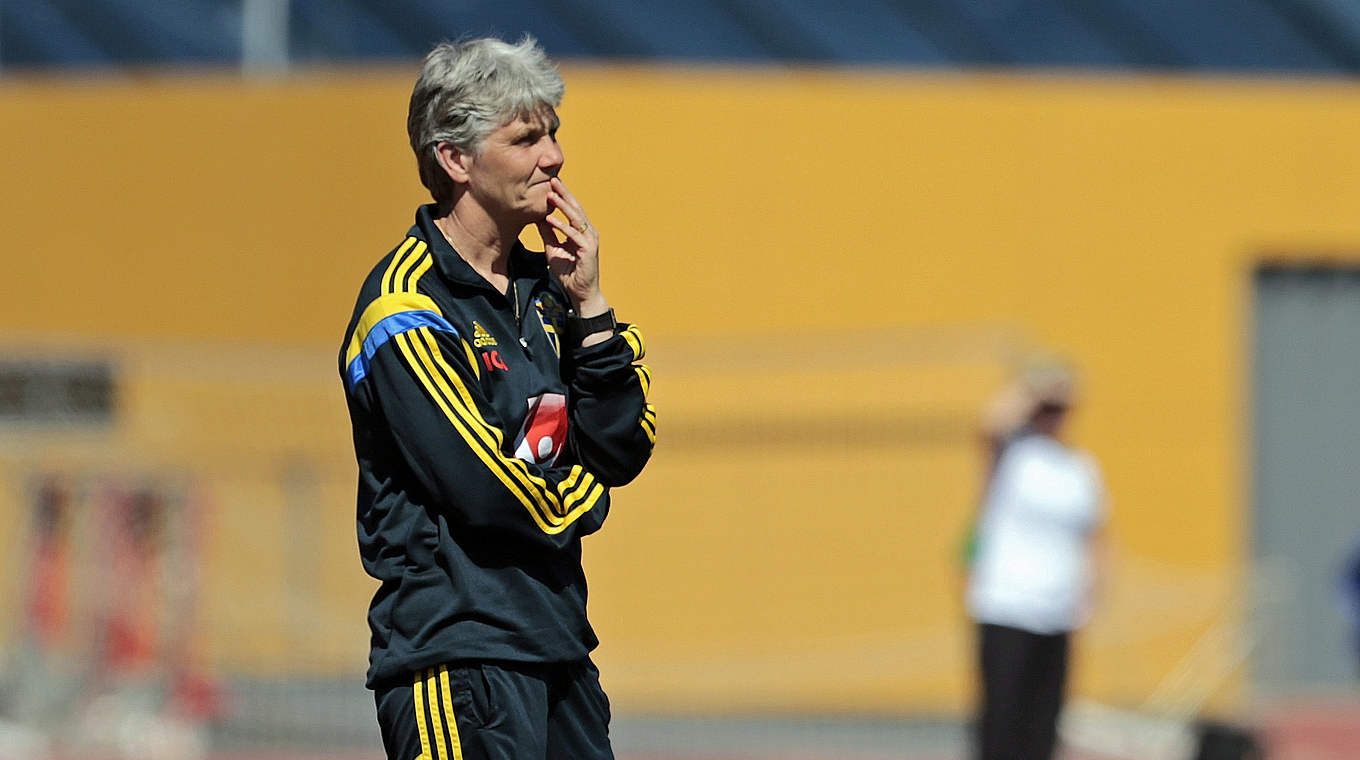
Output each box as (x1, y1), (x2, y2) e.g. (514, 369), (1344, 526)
(566, 308), (616, 345)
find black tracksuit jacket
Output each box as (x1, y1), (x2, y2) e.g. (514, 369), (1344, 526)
(339, 204), (656, 688)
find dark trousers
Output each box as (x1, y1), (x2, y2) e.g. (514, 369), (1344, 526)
(374, 658), (613, 760)
(974, 623), (1070, 760)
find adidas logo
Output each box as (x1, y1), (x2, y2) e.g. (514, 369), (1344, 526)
(472, 321), (498, 348)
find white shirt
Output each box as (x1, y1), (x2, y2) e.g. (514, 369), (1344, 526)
(967, 433), (1104, 634)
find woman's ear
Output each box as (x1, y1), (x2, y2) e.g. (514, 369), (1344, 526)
(436, 142), (470, 184)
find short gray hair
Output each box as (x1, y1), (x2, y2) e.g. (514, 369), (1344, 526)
(407, 36), (565, 207)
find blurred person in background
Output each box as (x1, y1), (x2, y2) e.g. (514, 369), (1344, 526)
(339, 36), (656, 760)
(965, 358), (1106, 760)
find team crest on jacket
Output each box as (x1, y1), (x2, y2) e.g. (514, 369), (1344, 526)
(535, 294), (565, 357)
(513, 392), (568, 466)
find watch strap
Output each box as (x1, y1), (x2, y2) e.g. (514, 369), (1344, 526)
(566, 308), (616, 344)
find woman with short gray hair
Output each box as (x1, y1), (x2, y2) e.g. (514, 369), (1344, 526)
(407, 37), (566, 209)
(339, 34), (656, 760)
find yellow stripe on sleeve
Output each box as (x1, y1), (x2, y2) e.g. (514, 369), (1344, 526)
(641, 404), (657, 444)
(619, 328), (642, 361)
(403, 248), (434, 293)
(382, 237), (418, 294)
(556, 466), (586, 502)
(389, 241), (428, 295)
(575, 482), (606, 513)
(421, 329), (495, 417)
(559, 471), (604, 522)
(628, 325), (647, 358)
(561, 471), (598, 512)
(462, 339), (481, 380)
(635, 364), (652, 396)
(552, 467), (590, 519)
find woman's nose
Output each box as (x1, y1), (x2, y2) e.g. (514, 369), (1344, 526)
(540, 139), (564, 169)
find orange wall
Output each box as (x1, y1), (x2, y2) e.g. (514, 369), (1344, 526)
(3, 67), (1360, 713)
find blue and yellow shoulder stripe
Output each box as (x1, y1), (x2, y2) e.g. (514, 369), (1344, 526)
(343, 237), (455, 391)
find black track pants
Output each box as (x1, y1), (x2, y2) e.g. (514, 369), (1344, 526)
(374, 658), (613, 760)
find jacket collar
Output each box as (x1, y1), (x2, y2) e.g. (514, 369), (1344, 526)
(413, 204), (547, 291)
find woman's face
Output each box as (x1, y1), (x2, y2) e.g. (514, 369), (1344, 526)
(463, 106), (564, 226)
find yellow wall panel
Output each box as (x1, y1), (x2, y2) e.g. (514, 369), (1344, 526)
(3, 68), (1360, 714)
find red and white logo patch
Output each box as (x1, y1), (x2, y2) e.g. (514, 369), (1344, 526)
(513, 393), (568, 466)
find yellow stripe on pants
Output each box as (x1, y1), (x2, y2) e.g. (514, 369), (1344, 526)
(413, 670), (432, 760)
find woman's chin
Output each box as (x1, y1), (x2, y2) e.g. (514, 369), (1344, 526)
(523, 201), (553, 222)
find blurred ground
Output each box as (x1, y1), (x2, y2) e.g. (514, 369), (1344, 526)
(189, 697), (1360, 760)
(613, 701), (1360, 760)
(6, 695), (1352, 759)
